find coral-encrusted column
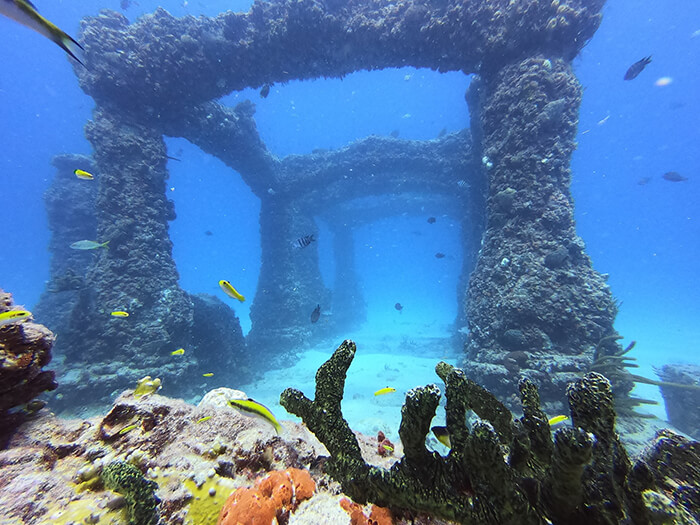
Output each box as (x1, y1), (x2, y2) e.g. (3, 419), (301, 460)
(84, 107), (194, 360)
(38, 107), (199, 409)
(246, 195), (331, 357)
(464, 59), (618, 409)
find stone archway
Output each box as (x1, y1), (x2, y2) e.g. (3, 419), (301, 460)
(38, 0), (618, 410)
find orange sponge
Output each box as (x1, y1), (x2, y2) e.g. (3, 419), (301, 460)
(340, 497), (393, 525)
(218, 468), (316, 525)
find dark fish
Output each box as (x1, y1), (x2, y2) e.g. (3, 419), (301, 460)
(390, 129), (400, 138)
(662, 171), (688, 182)
(435, 252), (446, 259)
(166, 155), (181, 162)
(295, 234), (315, 249)
(637, 177), (652, 186)
(624, 56), (652, 81)
(394, 302), (403, 312)
(310, 304), (321, 323)
(427, 217), (436, 224)
(260, 84), (271, 98)
(120, 0), (131, 10)
(204, 230), (213, 236)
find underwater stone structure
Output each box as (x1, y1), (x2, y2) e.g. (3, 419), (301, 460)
(35, 147), (249, 411)
(43, 0), (616, 407)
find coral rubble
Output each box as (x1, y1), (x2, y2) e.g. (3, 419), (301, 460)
(281, 339), (700, 525)
(0, 289), (57, 449)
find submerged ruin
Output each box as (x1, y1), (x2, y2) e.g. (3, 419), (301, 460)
(35, 0), (619, 411)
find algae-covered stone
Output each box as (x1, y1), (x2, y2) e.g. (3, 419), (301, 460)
(102, 461), (159, 525)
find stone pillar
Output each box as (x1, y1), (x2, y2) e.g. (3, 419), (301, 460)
(464, 58), (618, 410)
(83, 107), (193, 363)
(34, 155), (98, 338)
(330, 224), (365, 328)
(44, 108), (246, 411)
(247, 195), (331, 356)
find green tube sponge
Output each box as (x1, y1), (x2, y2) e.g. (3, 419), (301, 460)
(102, 461), (160, 525)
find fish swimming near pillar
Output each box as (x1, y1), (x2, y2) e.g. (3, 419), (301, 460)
(219, 280), (245, 302)
(294, 234), (315, 249)
(310, 304), (321, 323)
(624, 56), (652, 80)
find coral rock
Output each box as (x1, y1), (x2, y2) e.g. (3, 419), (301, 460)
(0, 289), (57, 448)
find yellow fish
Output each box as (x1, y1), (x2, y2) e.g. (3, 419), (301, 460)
(74, 169), (94, 180)
(431, 426), (451, 448)
(110, 311), (129, 317)
(374, 387), (396, 396)
(0, 0), (84, 65)
(202, 373), (214, 377)
(133, 376), (161, 398)
(548, 415), (570, 426)
(196, 416), (212, 424)
(118, 424), (138, 435)
(171, 348), (185, 356)
(0, 310), (32, 327)
(219, 280), (245, 302)
(228, 398), (281, 434)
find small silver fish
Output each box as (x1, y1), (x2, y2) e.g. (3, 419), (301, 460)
(70, 240), (109, 250)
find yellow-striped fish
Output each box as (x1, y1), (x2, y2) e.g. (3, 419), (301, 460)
(118, 424), (138, 435)
(110, 311), (129, 317)
(0, 0), (84, 65)
(548, 415), (570, 426)
(228, 398), (281, 434)
(203, 373), (214, 377)
(171, 348), (185, 356)
(431, 426), (451, 448)
(0, 310), (32, 327)
(219, 280), (245, 302)
(196, 416), (212, 424)
(374, 387), (396, 396)
(74, 169), (93, 180)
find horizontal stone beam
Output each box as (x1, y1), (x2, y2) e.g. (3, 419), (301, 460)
(76, 0), (605, 115)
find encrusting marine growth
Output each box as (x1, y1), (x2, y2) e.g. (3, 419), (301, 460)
(280, 339), (700, 525)
(101, 461), (160, 525)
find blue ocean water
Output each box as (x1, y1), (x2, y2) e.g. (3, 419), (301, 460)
(1, 0), (698, 424)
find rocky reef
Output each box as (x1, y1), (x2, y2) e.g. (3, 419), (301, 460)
(0, 289), (57, 448)
(281, 340), (700, 524)
(1, 338), (697, 524)
(0, 384), (403, 524)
